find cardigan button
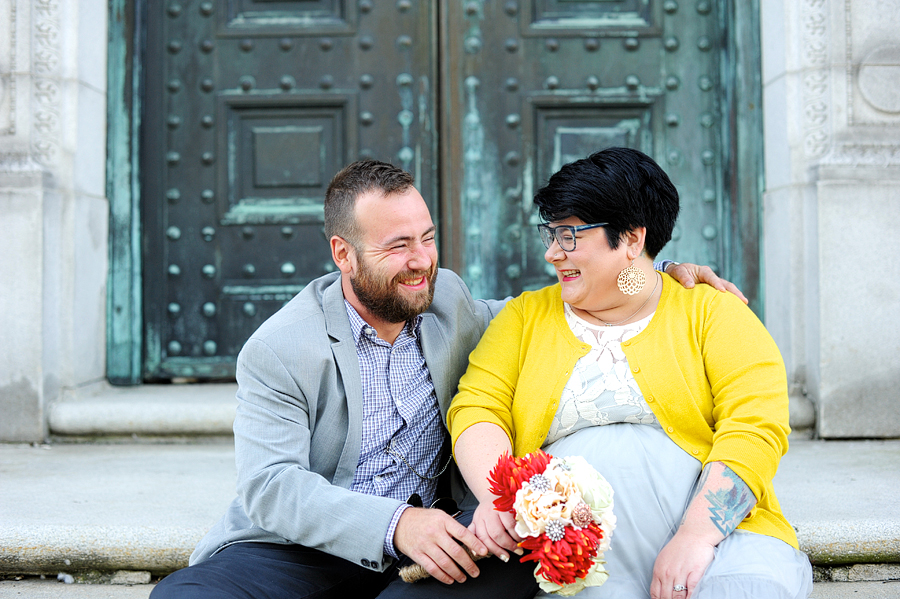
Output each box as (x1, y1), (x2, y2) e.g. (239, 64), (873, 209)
(646, 396), (654, 402)
(667, 426), (674, 433)
(692, 449), (700, 455)
(632, 366), (640, 373)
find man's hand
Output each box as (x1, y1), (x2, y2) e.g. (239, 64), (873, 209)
(665, 263), (748, 304)
(393, 507), (489, 584)
(468, 500), (523, 563)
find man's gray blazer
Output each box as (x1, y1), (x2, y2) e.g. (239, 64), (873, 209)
(191, 269), (504, 572)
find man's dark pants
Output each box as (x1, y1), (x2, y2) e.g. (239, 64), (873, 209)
(150, 511), (539, 599)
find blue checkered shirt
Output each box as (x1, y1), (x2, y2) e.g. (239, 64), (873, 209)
(345, 301), (447, 559)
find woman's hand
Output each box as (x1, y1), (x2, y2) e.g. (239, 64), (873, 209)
(650, 529), (715, 599)
(453, 422), (522, 561)
(651, 462), (756, 598)
(468, 500), (523, 563)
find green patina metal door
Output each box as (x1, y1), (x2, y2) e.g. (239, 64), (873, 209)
(136, 0), (760, 381)
(438, 0), (761, 300)
(142, 1), (439, 379)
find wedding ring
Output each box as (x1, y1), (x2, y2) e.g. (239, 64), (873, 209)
(673, 584), (687, 592)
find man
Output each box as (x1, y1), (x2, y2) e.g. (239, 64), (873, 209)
(151, 160), (743, 599)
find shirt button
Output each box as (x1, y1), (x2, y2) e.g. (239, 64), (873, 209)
(374, 475), (383, 482)
(667, 426), (674, 433)
(364, 327), (375, 336)
(361, 559), (371, 567)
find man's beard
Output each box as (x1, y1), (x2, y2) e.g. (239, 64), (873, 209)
(350, 257), (438, 324)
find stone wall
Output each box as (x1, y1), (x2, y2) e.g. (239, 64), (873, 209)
(0, 0), (108, 441)
(761, 0), (900, 437)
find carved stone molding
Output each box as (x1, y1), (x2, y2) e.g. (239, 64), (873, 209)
(31, 0), (61, 166)
(846, 0), (900, 125)
(801, 0), (831, 159)
(857, 46), (900, 115)
(1, 0), (17, 136)
(822, 142), (900, 166)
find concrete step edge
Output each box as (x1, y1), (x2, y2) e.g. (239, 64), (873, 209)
(794, 519), (900, 565)
(48, 382), (237, 436)
(0, 525), (205, 575)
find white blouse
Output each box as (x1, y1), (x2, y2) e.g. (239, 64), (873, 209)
(544, 303), (661, 446)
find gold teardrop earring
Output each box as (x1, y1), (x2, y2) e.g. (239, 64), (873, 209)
(617, 259), (646, 295)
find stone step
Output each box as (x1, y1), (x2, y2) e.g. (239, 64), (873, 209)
(1, 421), (898, 592)
(0, 579), (899, 599)
(0, 443), (235, 576)
(48, 383), (237, 437)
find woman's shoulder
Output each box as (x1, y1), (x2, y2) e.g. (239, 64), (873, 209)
(658, 272), (766, 339)
(660, 272), (749, 313)
(506, 283), (563, 313)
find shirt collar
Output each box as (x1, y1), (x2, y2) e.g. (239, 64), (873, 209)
(344, 300), (422, 345)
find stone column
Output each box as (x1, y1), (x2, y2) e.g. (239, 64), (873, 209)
(761, 0), (900, 437)
(0, 0), (109, 441)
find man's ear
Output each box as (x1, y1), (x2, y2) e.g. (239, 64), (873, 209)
(330, 236), (355, 275)
(623, 227), (647, 260)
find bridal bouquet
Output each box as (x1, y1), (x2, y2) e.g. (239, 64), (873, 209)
(489, 450), (616, 596)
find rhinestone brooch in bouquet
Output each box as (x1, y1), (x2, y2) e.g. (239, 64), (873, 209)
(489, 450), (616, 596)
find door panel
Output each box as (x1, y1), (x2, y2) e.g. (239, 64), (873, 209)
(441, 0), (726, 299)
(142, 1), (437, 379)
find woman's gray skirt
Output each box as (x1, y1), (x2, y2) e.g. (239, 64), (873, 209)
(539, 424), (812, 598)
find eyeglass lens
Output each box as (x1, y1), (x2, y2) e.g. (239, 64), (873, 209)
(540, 226), (576, 250)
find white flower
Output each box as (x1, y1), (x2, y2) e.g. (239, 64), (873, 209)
(559, 455), (616, 551)
(536, 557), (610, 596)
(562, 456), (614, 510)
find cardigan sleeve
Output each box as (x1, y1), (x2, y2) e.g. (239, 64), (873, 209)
(447, 297), (525, 455)
(700, 291), (791, 504)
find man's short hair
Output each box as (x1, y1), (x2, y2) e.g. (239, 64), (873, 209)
(324, 160), (415, 247)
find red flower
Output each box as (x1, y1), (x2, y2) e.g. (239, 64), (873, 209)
(487, 450), (553, 513)
(519, 522), (605, 585)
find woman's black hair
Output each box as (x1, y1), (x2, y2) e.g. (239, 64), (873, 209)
(533, 147), (680, 258)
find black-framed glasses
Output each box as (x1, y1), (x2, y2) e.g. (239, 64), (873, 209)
(538, 223), (608, 251)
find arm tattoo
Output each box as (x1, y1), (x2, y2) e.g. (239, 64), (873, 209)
(704, 466), (755, 536)
(684, 464), (756, 537)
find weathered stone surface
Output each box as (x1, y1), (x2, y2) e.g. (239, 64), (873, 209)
(49, 383), (237, 436)
(810, 580), (900, 598)
(829, 563), (900, 582)
(0, 443), (236, 575)
(774, 440), (900, 565)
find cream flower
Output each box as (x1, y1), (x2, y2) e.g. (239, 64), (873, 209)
(513, 482), (569, 537)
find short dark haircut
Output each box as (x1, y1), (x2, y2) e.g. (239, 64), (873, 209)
(324, 160), (415, 247)
(533, 147), (680, 259)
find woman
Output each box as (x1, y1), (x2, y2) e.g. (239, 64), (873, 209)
(448, 148), (812, 599)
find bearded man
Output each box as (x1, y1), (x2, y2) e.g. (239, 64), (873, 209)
(151, 160), (741, 599)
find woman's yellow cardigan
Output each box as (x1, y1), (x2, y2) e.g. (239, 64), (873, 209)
(448, 273), (798, 549)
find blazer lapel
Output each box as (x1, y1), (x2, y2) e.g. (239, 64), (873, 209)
(322, 277), (363, 488)
(420, 313), (452, 419)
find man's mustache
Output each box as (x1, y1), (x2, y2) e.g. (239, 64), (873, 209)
(391, 267), (435, 286)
